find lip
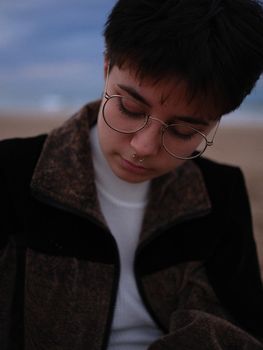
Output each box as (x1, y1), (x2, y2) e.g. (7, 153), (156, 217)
(120, 157), (149, 174)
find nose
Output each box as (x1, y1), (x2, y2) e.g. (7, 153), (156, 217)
(130, 120), (162, 158)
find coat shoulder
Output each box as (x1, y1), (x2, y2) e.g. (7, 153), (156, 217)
(194, 156), (241, 177)
(193, 156), (247, 208)
(194, 155), (245, 187)
(0, 134), (47, 178)
(0, 135), (47, 245)
(0, 135), (47, 215)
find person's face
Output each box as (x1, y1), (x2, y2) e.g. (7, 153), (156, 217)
(97, 61), (220, 183)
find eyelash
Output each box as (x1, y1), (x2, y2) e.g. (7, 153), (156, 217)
(117, 99), (145, 118)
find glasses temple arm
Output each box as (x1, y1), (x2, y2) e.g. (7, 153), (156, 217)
(207, 119), (221, 146)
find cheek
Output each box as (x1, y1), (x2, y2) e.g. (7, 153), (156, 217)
(97, 117), (113, 155)
(97, 118), (131, 152)
(157, 152), (186, 172)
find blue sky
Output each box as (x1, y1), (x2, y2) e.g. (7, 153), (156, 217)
(0, 0), (116, 111)
(0, 0), (262, 117)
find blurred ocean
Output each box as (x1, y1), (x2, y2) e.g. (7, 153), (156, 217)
(0, 0), (262, 121)
(0, 0), (116, 112)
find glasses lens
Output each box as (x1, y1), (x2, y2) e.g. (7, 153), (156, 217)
(103, 96), (147, 133)
(163, 123), (207, 159)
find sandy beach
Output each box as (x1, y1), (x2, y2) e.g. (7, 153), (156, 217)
(0, 111), (263, 276)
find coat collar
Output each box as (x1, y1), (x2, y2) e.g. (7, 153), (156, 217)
(31, 101), (211, 243)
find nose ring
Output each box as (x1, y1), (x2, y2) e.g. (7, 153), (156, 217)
(132, 153), (144, 163)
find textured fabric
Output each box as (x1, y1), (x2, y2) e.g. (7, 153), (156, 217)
(148, 311), (263, 350)
(25, 249), (114, 350)
(0, 101), (263, 349)
(141, 261), (235, 329)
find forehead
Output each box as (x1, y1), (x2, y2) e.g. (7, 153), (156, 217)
(110, 64), (221, 122)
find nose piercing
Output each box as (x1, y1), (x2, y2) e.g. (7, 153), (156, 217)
(132, 153), (144, 163)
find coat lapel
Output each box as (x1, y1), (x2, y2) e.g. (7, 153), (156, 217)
(140, 160), (211, 243)
(30, 101), (107, 226)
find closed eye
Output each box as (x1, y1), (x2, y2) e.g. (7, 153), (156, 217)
(166, 124), (199, 140)
(117, 96), (146, 119)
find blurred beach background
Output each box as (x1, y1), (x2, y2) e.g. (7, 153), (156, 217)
(0, 0), (262, 275)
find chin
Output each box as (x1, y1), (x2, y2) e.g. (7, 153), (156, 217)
(116, 170), (150, 183)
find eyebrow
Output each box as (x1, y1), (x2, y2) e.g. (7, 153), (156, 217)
(174, 116), (209, 126)
(117, 83), (209, 127)
(117, 84), (152, 107)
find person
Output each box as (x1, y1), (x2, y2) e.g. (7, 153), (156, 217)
(1, 0), (263, 349)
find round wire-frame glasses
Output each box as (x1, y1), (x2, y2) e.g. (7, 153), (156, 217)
(102, 65), (220, 160)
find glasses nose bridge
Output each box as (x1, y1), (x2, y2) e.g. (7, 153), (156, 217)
(146, 115), (167, 132)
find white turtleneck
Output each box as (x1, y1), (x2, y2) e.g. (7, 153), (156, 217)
(90, 126), (163, 350)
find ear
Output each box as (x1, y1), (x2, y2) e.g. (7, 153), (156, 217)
(104, 55), (110, 80)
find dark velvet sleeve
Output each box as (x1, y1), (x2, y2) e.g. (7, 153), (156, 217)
(0, 146), (18, 247)
(206, 167), (263, 339)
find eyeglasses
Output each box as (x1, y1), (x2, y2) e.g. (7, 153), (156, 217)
(102, 66), (220, 160)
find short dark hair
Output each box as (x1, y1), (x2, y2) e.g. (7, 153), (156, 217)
(104, 0), (263, 115)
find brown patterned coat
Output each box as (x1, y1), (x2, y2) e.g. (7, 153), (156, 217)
(1, 101), (263, 349)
